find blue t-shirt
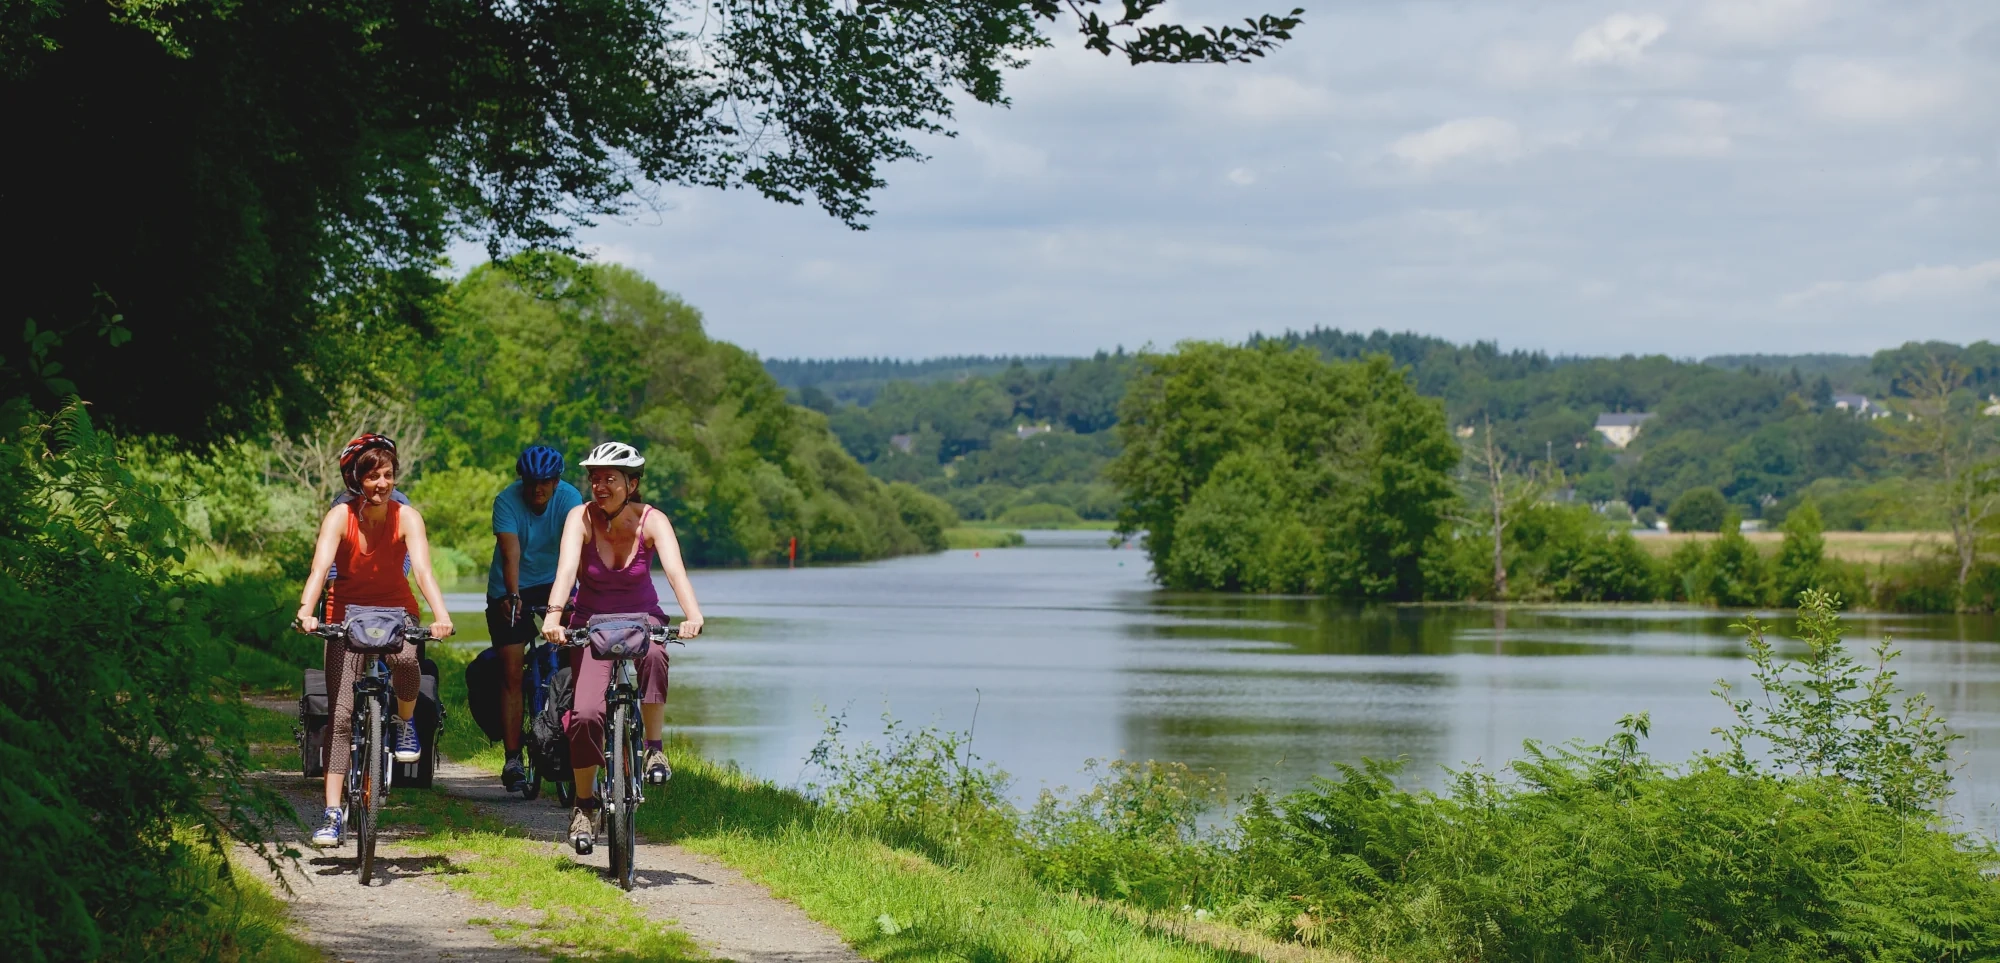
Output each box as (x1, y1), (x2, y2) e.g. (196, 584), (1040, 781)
(486, 480), (584, 599)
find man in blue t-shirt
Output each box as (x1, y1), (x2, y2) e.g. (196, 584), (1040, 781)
(487, 445), (584, 792)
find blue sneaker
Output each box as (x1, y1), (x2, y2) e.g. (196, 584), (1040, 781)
(310, 808), (344, 848)
(393, 717), (421, 763)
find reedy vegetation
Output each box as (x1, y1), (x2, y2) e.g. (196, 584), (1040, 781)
(783, 592), (1997, 961)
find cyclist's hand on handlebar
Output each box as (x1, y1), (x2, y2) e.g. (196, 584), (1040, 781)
(503, 594), (521, 626)
(429, 619), (455, 640)
(541, 614), (566, 644)
(676, 616), (703, 640)
(295, 613), (320, 634)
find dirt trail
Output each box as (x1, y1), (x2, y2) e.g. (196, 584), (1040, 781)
(247, 694), (865, 962)
(433, 758), (866, 963)
(242, 780), (543, 963)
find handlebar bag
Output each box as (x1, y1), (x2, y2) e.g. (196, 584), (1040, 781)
(343, 605), (411, 654)
(584, 613), (655, 660)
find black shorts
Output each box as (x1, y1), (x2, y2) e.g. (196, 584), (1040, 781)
(485, 583), (555, 649)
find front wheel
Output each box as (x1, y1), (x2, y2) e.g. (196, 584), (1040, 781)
(355, 697), (385, 885)
(606, 703), (636, 891)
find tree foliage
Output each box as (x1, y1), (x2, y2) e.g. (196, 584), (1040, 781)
(0, 401), (285, 961)
(412, 258), (954, 565)
(1110, 344), (1458, 598)
(6, 0), (1298, 443)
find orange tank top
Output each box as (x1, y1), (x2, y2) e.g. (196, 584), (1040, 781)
(328, 500), (419, 621)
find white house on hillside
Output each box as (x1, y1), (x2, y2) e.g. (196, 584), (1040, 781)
(1593, 412), (1654, 449)
(1832, 393), (1890, 419)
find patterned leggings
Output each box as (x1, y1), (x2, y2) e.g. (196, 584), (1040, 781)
(322, 637), (421, 755)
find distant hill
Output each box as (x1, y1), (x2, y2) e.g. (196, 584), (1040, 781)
(762, 355), (1082, 405)
(1700, 354), (1872, 379)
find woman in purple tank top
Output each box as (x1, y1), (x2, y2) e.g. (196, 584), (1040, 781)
(540, 441), (705, 853)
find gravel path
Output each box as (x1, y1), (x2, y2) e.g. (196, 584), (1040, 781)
(243, 776), (542, 963)
(245, 692), (865, 963)
(434, 758), (867, 963)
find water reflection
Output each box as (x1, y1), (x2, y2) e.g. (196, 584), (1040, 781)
(446, 535), (2000, 834)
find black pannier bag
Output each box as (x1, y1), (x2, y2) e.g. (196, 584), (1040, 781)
(464, 646), (508, 743)
(529, 664), (574, 779)
(297, 668), (331, 778)
(297, 652), (444, 786)
(394, 657), (445, 789)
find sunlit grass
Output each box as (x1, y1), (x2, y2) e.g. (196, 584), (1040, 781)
(639, 742), (1260, 963)
(385, 790), (706, 962)
(944, 527), (1027, 549)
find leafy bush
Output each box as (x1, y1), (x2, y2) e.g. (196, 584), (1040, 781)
(1666, 485), (1729, 532)
(806, 712), (1016, 860)
(995, 501), (1084, 527)
(1024, 760), (1228, 910)
(1718, 590), (1956, 814)
(0, 402), (285, 961)
(1699, 513), (1771, 606)
(887, 482), (957, 551)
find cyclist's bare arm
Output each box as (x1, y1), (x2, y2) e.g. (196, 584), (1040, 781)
(295, 505), (347, 633)
(643, 509), (704, 639)
(399, 506), (456, 639)
(540, 504), (590, 643)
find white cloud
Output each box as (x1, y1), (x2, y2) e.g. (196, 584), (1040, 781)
(580, 242), (657, 269)
(1632, 99), (1738, 156)
(1571, 14), (1669, 67)
(1791, 60), (1960, 123)
(1783, 258), (2000, 305)
(1698, 0), (1827, 45)
(1227, 167), (1258, 186)
(1388, 117), (1526, 170)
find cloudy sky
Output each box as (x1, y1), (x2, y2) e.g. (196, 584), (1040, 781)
(551, 0), (1998, 360)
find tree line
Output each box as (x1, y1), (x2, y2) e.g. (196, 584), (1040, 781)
(1110, 342), (2000, 612)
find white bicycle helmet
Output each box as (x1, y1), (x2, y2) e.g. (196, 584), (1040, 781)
(580, 441), (645, 470)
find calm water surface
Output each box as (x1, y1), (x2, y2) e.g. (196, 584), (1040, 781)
(457, 531), (2000, 832)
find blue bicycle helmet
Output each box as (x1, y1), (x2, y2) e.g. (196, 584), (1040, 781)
(516, 445), (565, 481)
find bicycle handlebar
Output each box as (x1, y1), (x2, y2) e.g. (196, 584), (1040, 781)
(557, 624), (680, 648)
(293, 619), (437, 645)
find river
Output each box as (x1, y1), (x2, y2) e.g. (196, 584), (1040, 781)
(450, 530), (2000, 834)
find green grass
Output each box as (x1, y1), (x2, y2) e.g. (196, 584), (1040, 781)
(133, 837), (324, 963)
(944, 527), (1027, 549)
(638, 742), (1262, 963)
(244, 702), (301, 771)
(383, 790), (706, 962)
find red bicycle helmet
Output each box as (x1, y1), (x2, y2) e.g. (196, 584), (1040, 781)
(337, 433), (398, 494)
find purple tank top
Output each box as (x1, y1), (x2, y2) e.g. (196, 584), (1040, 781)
(572, 505), (665, 622)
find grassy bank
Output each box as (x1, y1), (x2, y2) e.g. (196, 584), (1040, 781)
(1634, 528), (1952, 564)
(943, 527), (1028, 549)
(640, 745), (1288, 963)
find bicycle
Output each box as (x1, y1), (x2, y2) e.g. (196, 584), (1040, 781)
(518, 604), (572, 805)
(560, 618), (678, 891)
(303, 616), (433, 886)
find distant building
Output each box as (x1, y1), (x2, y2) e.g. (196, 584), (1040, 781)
(1984, 394), (2000, 417)
(889, 433), (914, 454)
(1592, 412), (1654, 449)
(1016, 424), (1052, 440)
(1831, 393), (1890, 419)
(1455, 425), (1476, 439)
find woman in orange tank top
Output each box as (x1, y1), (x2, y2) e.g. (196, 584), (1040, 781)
(293, 434), (456, 848)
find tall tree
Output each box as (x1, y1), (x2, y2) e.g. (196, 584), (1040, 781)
(1882, 357), (2000, 597)
(4, 0), (1300, 443)
(1110, 344), (1458, 598)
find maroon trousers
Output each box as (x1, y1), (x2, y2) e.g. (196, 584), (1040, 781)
(565, 645), (668, 769)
